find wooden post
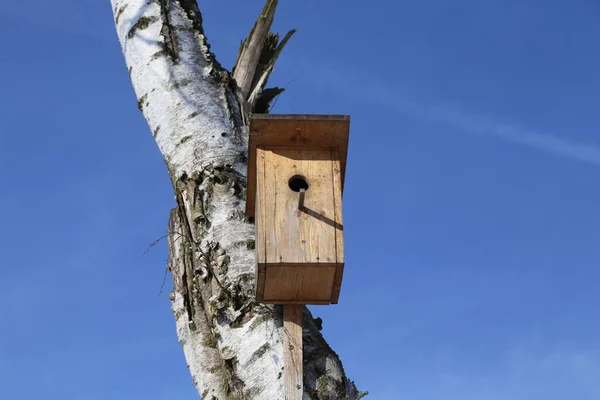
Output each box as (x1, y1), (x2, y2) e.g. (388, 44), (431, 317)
(284, 304), (303, 399)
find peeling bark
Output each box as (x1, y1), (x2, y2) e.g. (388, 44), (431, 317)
(110, 0), (366, 398)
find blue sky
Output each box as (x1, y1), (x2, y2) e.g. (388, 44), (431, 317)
(1, 0), (600, 399)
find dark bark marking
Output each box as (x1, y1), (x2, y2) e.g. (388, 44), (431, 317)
(173, 77), (193, 89)
(127, 16), (159, 39)
(115, 5), (127, 25)
(248, 343), (270, 365)
(168, 209), (196, 325)
(179, 135), (192, 144)
(151, 48), (167, 61)
(158, 0), (180, 61)
(137, 93), (148, 111)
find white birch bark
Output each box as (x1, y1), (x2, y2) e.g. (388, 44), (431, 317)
(110, 1), (366, 398)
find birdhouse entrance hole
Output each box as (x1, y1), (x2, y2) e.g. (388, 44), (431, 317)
(288, 175), (309, 192)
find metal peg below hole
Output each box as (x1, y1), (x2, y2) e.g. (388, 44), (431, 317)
(298, 188), (305, 210)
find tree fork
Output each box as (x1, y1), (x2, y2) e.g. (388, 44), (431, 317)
(110, 0), (366, 398)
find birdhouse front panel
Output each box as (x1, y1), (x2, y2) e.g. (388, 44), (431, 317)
(255, 146), (344, 304)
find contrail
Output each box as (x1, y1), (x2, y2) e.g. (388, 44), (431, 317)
(323, 64), (600, 167)
(426, 104), (600, 167)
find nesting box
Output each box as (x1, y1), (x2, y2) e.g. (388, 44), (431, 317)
(246, 114), (349, 305)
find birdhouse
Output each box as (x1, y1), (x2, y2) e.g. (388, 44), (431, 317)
(246, 114), (350, 305)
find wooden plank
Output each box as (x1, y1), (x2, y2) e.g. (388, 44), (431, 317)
(267, 262), (287, 301)
(256, 147), (268, 266)
(255, 149), (267, 258)
(331, 148), (345, 264)
(255, 263), (266, 303)
(267, 148), (336, 265)
(255, 148), (268, 301)
(262, 147), (278, 267)
(293, 261), (307, 302)
(272, 148), (307, 264)
(300, 265), (335, 302)
(251, 114), (349, 121)
(284, 304), (303, 400)
(330, 264), (344, 304)
(250, 118), (350, 151)
(263, 263), (339, 268)
(263, 265), (336, 303)
(246, 115), (350, 217)
(264, 299), (331, 305)
(308, 148), (337, 263)
(330, 147), (345, 304)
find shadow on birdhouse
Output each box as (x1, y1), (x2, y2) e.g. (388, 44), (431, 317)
(246, 114), (350, 305)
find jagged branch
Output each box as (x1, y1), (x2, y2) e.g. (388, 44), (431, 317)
(247, 29), (295, 111)
(254, 30), (296, 88)
(232, 0), (278, 100)
(232, 0), (295, 113)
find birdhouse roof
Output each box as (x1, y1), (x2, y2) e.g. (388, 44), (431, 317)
(245, 114), (350, 217)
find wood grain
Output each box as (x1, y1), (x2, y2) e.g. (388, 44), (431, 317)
(246, 114), (350, 217)
(268, 148), (335, 264)
(284, 304), (303, 400)
(255, 148), (268, 302)
(330, 147), (345, 304)
(262, 264), (336, 303)
(256, 147), (340, 303)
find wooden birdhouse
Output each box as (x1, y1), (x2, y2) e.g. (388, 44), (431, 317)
(246, 114), (350, 305)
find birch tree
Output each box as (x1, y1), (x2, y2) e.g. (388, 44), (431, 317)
(110, 1), (366, 398)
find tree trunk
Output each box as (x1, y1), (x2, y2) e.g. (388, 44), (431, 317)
(110, 0), (366, 398)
